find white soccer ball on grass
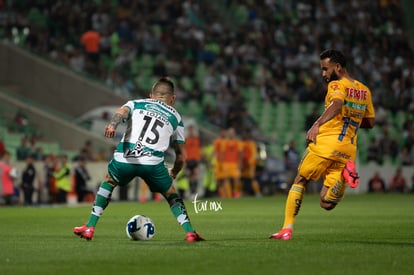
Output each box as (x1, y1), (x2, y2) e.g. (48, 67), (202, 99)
(126, 215), (155, 241)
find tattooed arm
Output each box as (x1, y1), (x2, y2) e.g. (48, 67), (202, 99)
(104, 106), (129, 138)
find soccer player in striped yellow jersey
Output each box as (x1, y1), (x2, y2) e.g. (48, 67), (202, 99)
(270, 49), (375, 240)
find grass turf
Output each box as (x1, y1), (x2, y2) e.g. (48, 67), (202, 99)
(0, 193), (413, 275)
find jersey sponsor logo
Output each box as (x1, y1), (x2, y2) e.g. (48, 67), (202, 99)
(330, 83), (340, 90)
(346, 88), (367, 100)
(331, 150), (351, 160)
(124, 141), (153, 158)
(344, 100), (367, 111)
(144, 103), (173, 119)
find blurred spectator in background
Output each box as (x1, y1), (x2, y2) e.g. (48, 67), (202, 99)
(283, 140), (300, 185)
(221, 128), (243, 198)
(185, 124), (201, 196)
(32, 146), (45, 161)
(16, 136), (32, 161)
(20, 154), (37, 205)
(400, 146), (413, 166)
(73, 140), (95, 161)
(411, 174), (414, 193)
(366, 137), (383, 165)
(0, 138), (5, 156)
(0, 151), (18, 205)
(213, 128), (227, 197)
(44, 153), (58, 204)
(389, 167), (407, 193)
(201, 141), (217, 198)
(367, 171), (386, 193)
(241, 132), (261, 197)
(12, 109), (29, 133)
(378, 126), (399, 163)
(175, 168), (189, 199)
(94, 147), (110, 162)
(73, 157), (91, 203)
(82, 140), (96, 161)
(80, 28), (101, 74)
(54, 154), (71, 203)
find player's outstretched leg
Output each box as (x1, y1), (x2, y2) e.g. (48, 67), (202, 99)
(73, 181), (115, 240)
(165, 193), (204, 242)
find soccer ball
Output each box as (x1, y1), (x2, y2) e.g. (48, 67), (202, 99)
(126, 215), (155, 241)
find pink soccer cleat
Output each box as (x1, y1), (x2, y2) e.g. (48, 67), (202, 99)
(342, 160), (360, 188)
(269, 228), (292, 240)
(73, 225), (95, 241)
(186, 231), (205, 242)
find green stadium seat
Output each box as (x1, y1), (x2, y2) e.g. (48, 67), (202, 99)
(140, 54), (155, 69)
(195, 63), (207, 86)
(101, 55), (115, 72)
(180, 76), (194, 91)
(202, 93), (216, 109)
(135, 74), (157, 92)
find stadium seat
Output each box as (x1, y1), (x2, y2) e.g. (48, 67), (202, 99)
(202, 93), (216, 110)
(180, 76), (194, 91)
(195, 63), (207, 87)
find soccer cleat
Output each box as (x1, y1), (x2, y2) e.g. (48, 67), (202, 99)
(186, 231), (205, 242)
(269, 228), (292, 240)
(73, 225), (95, 240)
(342, 160), (360, 188)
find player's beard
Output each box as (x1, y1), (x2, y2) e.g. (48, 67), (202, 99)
(325, 71), (339, 83)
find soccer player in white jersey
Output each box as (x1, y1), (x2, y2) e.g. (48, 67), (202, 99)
(74, 77), (204, 242)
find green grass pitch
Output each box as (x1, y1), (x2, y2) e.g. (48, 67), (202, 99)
(1, 194), (413, 275)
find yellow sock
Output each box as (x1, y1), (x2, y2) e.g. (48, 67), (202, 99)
(139, 181), (149, 201)
(251, 180), (261, 195)
(282, 183), (305, 229)
(232, 179), (242, 197)
(224, 181), (232, 198)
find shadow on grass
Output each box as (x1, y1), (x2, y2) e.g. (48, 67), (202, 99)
(335, 239), (414, 247)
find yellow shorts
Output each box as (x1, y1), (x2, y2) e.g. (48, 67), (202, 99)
(222, 163), (240, 179)
(214, 163), (226, 180)
(299, 149), (347, 203)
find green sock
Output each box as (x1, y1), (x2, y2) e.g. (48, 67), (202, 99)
(86, 182), (114, 227)
(167, 193), (194, 233)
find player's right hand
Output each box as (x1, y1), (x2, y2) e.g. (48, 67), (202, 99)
(104, 125), (116, 138)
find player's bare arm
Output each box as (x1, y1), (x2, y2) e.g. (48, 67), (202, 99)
(170, 143), (186, 179)
(359, 117), (375, 129)
(306, 98), (342, 144)
(104, 106), (129, 138)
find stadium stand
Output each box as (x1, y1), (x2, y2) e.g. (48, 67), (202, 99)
(0, 0), (413, 166)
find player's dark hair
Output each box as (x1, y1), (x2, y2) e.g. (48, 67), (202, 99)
(320, 49), (347, 68)
(153, 77), (175, 94)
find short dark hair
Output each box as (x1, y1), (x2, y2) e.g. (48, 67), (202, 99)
(152, 77), (175, 94)
(320, 49), (347, 68)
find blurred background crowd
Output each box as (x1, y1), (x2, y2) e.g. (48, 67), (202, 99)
(0, 0), (413, 205)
